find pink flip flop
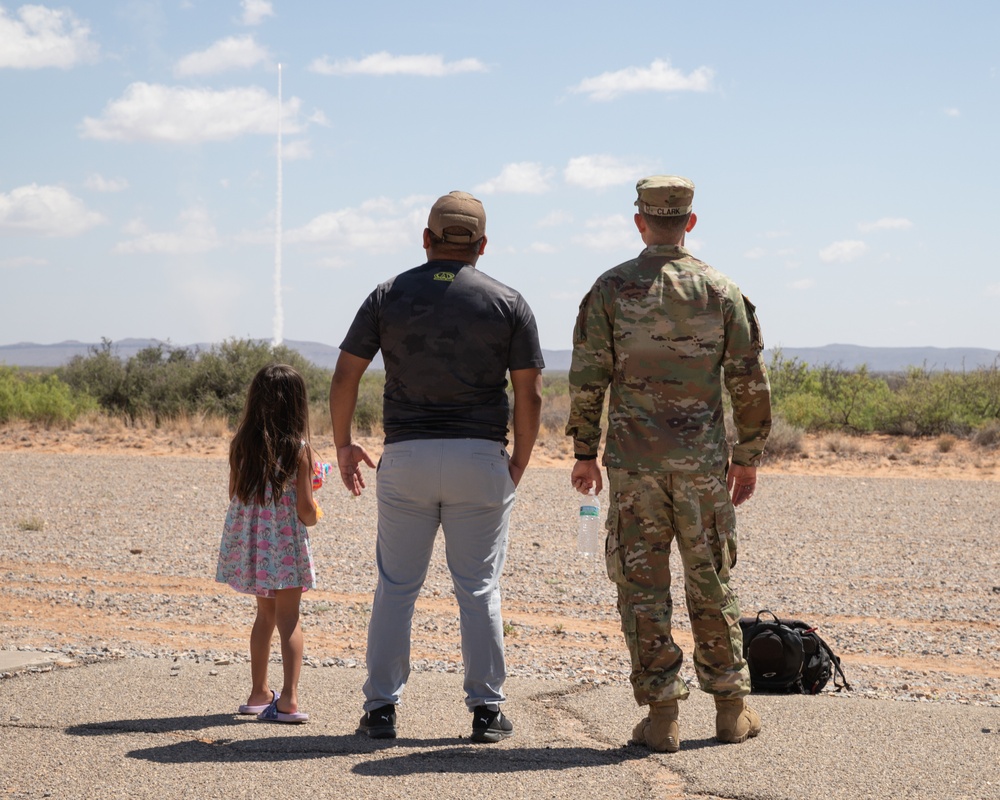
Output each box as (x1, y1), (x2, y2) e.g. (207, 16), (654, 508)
(257, 696), (309, 724)
(237, 690), (279, 715)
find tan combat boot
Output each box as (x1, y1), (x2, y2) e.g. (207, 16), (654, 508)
(714, 697), (761, 744)
(630, 699), (680, 753)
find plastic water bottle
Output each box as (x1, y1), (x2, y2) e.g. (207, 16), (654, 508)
(577, 488), (601, 556)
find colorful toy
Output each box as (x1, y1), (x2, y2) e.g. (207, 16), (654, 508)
(312, 460), (332, 491)
(312, 460), (331, 520)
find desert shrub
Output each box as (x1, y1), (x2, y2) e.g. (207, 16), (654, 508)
(767, 349), (820, 403)
(763, 416), (804, 458)
(814, 365), (893, 432)
(189, 339), (329, 422)
(0, 367), (95, 426)
(767, 352), (892, 432)
(881, 367), (967, 436)
(936, 434), (957, 453)
(768, 353), (1000, 436)
(58, 338), (331, 426)
(775, 391), (828, 430)
(350, 372), (385, 435)
(59, 339), (129, 416)
(540, 391), (570, 434)
(824, 434), (859, 455)
(972, 421), (1000, 450)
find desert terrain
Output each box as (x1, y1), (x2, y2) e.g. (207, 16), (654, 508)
(1, 424), (998, 711)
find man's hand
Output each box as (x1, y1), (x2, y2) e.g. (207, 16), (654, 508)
(337, 443), (375, 497)
(571, 459), (603, 495)
(727, 463), (757, 507)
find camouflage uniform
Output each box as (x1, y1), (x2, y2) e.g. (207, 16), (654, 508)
(566, 183), (771, 705)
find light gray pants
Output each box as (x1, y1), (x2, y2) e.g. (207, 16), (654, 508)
(363, 438), (516, 712)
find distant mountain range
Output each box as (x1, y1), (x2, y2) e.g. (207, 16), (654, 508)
(2, 338), (998, 373)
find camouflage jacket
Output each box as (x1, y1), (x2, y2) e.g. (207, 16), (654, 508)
(566, 244), (771, 473)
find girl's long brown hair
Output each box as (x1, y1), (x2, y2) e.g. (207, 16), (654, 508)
(229, 364), (311, 505)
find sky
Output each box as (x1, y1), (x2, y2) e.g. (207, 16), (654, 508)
(2, 1), (999, 355)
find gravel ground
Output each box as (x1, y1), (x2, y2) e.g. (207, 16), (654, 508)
(1, 451), (998, 708)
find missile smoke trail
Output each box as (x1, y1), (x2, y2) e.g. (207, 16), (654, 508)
(272, 63), (284, 346)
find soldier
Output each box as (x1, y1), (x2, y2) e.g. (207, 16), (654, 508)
(331, 191), (544, 743)
(566, 175), (771, 752)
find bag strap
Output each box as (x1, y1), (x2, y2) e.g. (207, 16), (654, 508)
(815, 634), (851, 691)
(755, 609), (781, 626)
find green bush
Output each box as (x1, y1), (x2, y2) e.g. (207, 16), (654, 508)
(0, 367), (95, 426)
(57, 338), (331, 426)
(767, 353), (1000, 437)
(11, 340), (999, 444)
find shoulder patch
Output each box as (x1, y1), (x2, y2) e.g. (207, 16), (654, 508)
(433, 271), (456, 282)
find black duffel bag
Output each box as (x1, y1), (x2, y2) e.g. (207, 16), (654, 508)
(739, 609), (850, 694)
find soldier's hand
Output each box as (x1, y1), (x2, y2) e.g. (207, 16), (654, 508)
(571, 459), (602, 495)
(727, 463), (757, 507)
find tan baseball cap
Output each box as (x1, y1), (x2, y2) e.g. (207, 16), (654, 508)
(634, 175), (695, 216)
(427, 191), (486, 243)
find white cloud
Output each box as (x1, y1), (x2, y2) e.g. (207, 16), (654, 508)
(537, 210), (573, 228)
(1, 255), (48, 268)
(526, 242), (558, 254)
(819, 239), (868, 263)
(240, 0), (274, 26)
(281, 139), (312, 161)
(309, 52), (487, 77)
(987, 284), (1000, 297)
(790, 278), (815, 290)
(564, 155), (654, 189)
(0, 5), (99, 69)
(571, 59), (714, 101)
(944, 107), (960, 117)
(79, 83), (301, 142)
(743, 247), (766, 260)
(85, 173), (129, 193)
(113, 206), (220, 255)
(475, 162), (553, 195)
(858, 217), (913, 233)
(307, 109), (330, 126)
(286, 196), (430, 253)
(0, 184), (105, 236)
(573, 214), (636, 250)
(174, 35), (269, 76)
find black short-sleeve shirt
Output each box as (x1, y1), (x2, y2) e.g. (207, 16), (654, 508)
(339, 260), (545, 444)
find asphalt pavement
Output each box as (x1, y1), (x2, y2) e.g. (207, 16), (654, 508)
(1, 650), (997, 800)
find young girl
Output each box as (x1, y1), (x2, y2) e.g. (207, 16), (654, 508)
(216, 363), (318, 724)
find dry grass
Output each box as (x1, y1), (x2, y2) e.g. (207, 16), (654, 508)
(823, 434), (860, 455)
(936, 434), (957, 453)
(762, 417), (804, 459)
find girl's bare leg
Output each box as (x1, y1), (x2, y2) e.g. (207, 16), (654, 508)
(247, 596), (277, 706)
(274, 588), (304, 713)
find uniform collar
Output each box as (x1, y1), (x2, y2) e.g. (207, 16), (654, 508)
(640, 243), (690, 258)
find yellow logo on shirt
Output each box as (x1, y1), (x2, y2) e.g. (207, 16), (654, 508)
(433, 271), (455, 282)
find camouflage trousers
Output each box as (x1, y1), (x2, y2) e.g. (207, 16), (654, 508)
(605, 468), (750, 705)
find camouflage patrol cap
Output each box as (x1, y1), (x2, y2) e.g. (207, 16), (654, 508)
(634, 175), (695, 216)
(427, 191), (486, 243)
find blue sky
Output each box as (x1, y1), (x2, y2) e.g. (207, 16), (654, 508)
(2, 1), (998, 354)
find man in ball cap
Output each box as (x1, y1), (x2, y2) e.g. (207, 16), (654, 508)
(331, 191), (544, 743)
(566, 175), (771, 752)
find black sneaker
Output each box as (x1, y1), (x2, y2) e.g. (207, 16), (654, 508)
(471, 705), (514, 743)
(357, 704), (396, 739)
